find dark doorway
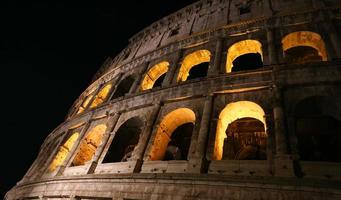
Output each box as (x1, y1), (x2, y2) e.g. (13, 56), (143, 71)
(232, 53), (263, 72)
(111, 76), (135, 99)
(163, 123), (194, 161)
(153, 73), (166, 88)
(187, 62), (209, 80)
(284, 46), (322, 64)
(102, 117), (143, 163)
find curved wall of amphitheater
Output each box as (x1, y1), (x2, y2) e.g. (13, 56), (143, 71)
(6, 0), (341, 199)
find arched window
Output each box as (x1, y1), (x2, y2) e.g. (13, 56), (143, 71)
(214, 101), (267, 161)
(282, 31), (327, 64)
(76, 94), (94, 114)
(48, 132), (79, 172)
(72, 124), (107, 166)
(111, 75), (135, 99)
(149, 108), (196, 161)
(141, 61), (169, 90)
(226, 40), (263, 73)
(102, 117), (144, 163)
(177, 50), (211, 82)
(295, 96), (341, 162)
(90, 84), (113, 108)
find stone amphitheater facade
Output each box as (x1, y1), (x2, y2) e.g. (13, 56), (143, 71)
(6, 0), (341, 199)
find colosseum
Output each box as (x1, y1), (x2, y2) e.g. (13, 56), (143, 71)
(6, 0), (341, 199)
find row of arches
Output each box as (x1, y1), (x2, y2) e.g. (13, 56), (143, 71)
(74, 31), (328, 116)
(49, 96), (341, 174)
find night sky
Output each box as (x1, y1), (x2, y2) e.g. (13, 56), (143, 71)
(1, 1), (197, 197)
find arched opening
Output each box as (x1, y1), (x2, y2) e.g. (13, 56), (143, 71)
(149, 108), (196, 161)
(76, 94), (94, 114)
(141, 61), (169, 90)
(282, 31), (327, 64)
(214, 101), (266, 160)
(48, 132), (79, 172)
(72, 124), (107, 166)
(89, 84), (112, 108)
(295, 96), (341, 162)
(226, 40), (263, 73)
(102, 117), (144, 163)
(177, 50), (211, 82)
(111, 76), (135, 99)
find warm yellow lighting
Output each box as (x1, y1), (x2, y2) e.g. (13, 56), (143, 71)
(48, 132), (79, 172)
(141, 61), (169, 90)
(282, 31), (327, 61)
(177, 50), (211, 82)
(90, 84), (112, 108)
(149, 108), (196, 160)
(77, 95), (94, 114)
(214, 101), (266, 160)
(226, 40), (263, 73)
(72, 124), (107, 166)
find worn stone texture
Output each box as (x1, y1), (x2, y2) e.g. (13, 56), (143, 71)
(6, 0), (341, 199)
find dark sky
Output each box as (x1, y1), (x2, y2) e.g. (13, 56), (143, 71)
(1, 0), (197, 198)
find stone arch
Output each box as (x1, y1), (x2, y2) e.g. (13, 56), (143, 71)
(102, 117), (144, 163)
(281, 31), (327, 63)
(226, 40), (263, 73)
(48, 132), (79, 172)
(72, 124), (107, 166)
(294, 96), (341, 162)
(76, 94), (94, 114)
(177, 50), (211, 82)
(111, 75), (135, 99)
(214, 101), (266, 160)
(89, 84), (113, 108)
(141, 61), (169, 90)
(149, 108), (196, 160)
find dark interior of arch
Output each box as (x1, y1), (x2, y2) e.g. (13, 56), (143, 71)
(153, 73), (166, 88)
(232, 53), (263, 72)
(285, 46), (322, 64)
(111, 76), (135, 99)
(163, 123), (194, 161)
(102, 117), (143, 163)
(222, 117), (267, 160)
(187, 62), (209, 80)
(295, 96), (341, 162)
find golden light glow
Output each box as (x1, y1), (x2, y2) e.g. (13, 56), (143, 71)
(48, 132), (79, 172)
(214, 101), (266, 160)
(149, 108), (196, 160)
(226, 40), (263, 73)
(90, 84), (112, 108)
(72, 124), (107, 166)
(282, 31), (327, 61)
(77, 95), (94, 114)
(141, 61), (169, 90)
(177, 50), (211, 82)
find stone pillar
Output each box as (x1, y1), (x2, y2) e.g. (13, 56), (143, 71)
(163, 50), (183, 86)
(266, 28), (278, 65)
(129, 62), (150, 94)
(187, 95), (213, 173)
(208, 37), (223, 77)
(272, 86), (294, 177)
(326, 24), (341, 59)
(86, 113), (121, 174)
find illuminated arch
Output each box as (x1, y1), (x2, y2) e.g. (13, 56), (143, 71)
(76, 95), (94, 114)
(48, 132), (79, 172)
(141, 61), (169, 90)
(177, 50), (211, 82)
(282, 31), (327, 61)
(90, 84), (112, 108)
(72, 124), (107, 166)
(214, 101), (266, 160)
(149, 108), (196, 160)
(226, 40), (263, 73)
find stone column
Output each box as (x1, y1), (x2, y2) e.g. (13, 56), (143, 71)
(163, 50), (183, 86)
(272, 86), (294, 177)
(86, 113), (121, 174)
(326, 23), (341, 58)
(129, 62), (150, 94)
(187, 95), (213, 173)
(208, 38), (223, 77)
(266, 28), (278, 65)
